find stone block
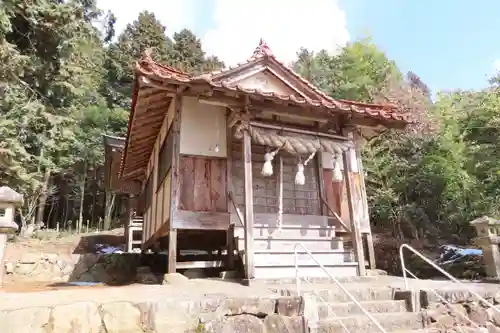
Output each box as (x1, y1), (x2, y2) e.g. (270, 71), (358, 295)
(275, 296), (304, 316)
(137, 299), (200, 332)
(100, 302), (142, 333)
(263, 314), (308, 333)
(0, 307), (51, 333)
(163, 272), (190, 285)
(217, 297), (276, 316)
(51, 301), (102, 333)
(202, 314), (265, 333)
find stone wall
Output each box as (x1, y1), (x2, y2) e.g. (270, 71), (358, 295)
(419, 289), (500, 332)
(4, 252), (152, 284)
(0, 296), (306, 333)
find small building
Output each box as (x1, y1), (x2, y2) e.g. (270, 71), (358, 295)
(118, 41), (412, 279)
(102, 134), (143, 250)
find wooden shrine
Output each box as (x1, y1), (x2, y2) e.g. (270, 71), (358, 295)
(118, 41), (412, 279)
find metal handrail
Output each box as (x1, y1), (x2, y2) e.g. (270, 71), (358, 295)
(404, 269), (481, 330)
(399, 244), (500, 316)
(294, 242), (387, 333)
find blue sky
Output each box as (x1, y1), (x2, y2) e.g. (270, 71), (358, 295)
(344, 0), (500, 92)
(99, 0), (500, 93)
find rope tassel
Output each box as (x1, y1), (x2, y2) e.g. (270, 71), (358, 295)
(332, 154), (343, 182)
(295, 151), (317, 186)
(261, 147), (280, 177)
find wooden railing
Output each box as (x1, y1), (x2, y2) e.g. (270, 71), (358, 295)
(320, 197), (351, 232)
(228, 190), (246, 230)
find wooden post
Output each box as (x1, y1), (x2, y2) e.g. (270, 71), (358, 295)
(342, 147), (366, 276)
(168, 94), (182, 274)
(356, 147), (376, 269)
(242, 128), (255, 280)
(226, 123), (235, 270)
(365, 233), (376, 269)
(316, 152), (326, 217)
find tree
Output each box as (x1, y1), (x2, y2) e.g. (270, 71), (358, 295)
(103, 11), (173, 110)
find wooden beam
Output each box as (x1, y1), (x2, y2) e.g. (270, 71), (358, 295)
(121, 167), (145, 180)
(242, 128), (255, 279)
(342, 136), (366, 276)
(168, 93), (182, 274)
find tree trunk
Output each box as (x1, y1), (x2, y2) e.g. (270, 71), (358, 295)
(77, 160), (88, 233)
(35, 168), (51, 226)
(91, 165), (98, 228)
(103, 192), (116, 230)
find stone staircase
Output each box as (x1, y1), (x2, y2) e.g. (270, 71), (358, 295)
(1, 273), (495, 332)
(260, 278), (472, 333)
(234, 224), (358, 279)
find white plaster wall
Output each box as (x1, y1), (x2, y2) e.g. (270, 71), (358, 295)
(235, 71), (295, 95)
(180, 96), (227, 157)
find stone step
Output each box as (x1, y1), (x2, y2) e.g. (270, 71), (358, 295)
(318, 300), (408, 318)
(234, 225), (337, 239)
(393, 330), (476, 333)
(237, 237), (344, 252)
(275, 286), (394, 302)
(316, 312), (425, 333)
(255, 275), (378, 285)
(254, 263), (358, 279)
(254, 251), (351, 267)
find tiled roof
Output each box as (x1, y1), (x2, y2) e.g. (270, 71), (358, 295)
(134, 40), (413, 124)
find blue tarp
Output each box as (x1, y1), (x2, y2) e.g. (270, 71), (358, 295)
(94, 244), (124, 254)
(436, 244), (483, 265)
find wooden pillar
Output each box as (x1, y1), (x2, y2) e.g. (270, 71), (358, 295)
(355, 147), (376, 270)
(168, 94), (182, 274)
(342, 130), (366, 276)
(242, 128), (255, 279)
(226, 122), (235, 270)
(316, 152), (326, 217)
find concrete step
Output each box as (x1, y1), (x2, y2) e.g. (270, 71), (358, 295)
(274, 286), (394, 302)
(237, 237), (344, 252)
(255, 276), (378, 285)
(254, 263), (358, 279)
(234, 225), (337, 239)
(254, 251), (351, 267)
(318, 300), (408, 318)
(316, 312), (424, 333)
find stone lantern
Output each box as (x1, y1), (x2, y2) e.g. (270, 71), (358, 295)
(0, 186), (23, 287)
(470, 216), (500, 279)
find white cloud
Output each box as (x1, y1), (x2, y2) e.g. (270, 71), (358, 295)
(96, 0), (350, 67)
(494, 59), (500, 73)
(202, 0), (350, 66)
(96, 0), (197, 37)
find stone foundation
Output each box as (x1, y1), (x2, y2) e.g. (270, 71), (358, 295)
(0, 296), (305, 333)
(4, 252), (159, 284)
(419, 289), (500, 332)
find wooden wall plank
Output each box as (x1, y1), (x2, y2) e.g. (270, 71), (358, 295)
(211, 158), (227, 212)
(172, 210), (230, 229)
(179, 157), (195, 211)
(231, 141), (321, 216)
(178, 155), (228, 214)
(193, 157), (210, 211)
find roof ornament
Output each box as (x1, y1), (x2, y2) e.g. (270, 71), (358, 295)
(252, 38), (273, 58)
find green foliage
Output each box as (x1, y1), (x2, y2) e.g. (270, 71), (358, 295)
(2, 0), (500, 246)
(0, 2), (223, 228)
(294, 37), (500, 244)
